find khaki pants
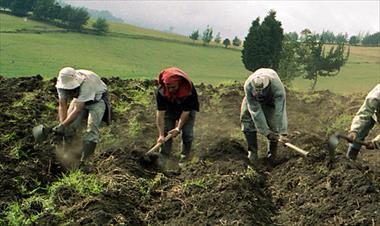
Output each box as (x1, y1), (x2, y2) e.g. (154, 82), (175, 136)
(67, 99), (106, 143)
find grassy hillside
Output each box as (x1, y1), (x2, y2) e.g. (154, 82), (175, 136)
(0, 13), (379, 93)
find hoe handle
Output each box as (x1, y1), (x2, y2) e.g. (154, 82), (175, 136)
(147, 134), (173, 154)
(282, 141), (309, 156)
(337, 134), (369, 146)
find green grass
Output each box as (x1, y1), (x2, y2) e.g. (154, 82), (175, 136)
(0, 12), (64, 31)
(0, 12), (379, 93)
(0, 31), (249, 82)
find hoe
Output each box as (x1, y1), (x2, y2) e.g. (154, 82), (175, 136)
(327, 132), (370, 159)
(140, 134), (173, 169)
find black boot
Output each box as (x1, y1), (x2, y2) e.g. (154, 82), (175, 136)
(244, 132), (258, 163)
(267, 141), (278, 164)
(180, 142), (192, 162)
(80, 141), (97, 163)
(346, 147), (360, 160)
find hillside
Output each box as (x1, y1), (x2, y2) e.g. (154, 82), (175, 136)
(1, 12), (379, 93)
(0, 75), (379, 225)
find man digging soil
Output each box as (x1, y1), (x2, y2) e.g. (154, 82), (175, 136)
(52, 67), (111, 168)
(155, 67), (199, 167)
(241, 68), (289, 166)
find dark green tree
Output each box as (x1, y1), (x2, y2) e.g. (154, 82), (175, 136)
(242, 10), (284, 72)
(320, 30), (335, 43)
(362, 32), (380, 46)
(287, 31), (298, 42)
(189, 30), (199, 42)
(277, 33), (302, 86)
(32, 0), (61, 20)
(349, 35), (359, 45)
(0, 0), (12, 9)
(92, 17), (109, 34)
(9, 0), (35, 16)
(298, 34), (350, 90)
(202, 25), (213, 45)
(232, 36), (241, 46)
(335, 33), (347, 44)
(60, 5), (89, 30)
(223, 38), (231, 48)
(214, 32), (221, 43)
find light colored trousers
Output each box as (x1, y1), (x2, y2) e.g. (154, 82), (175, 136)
(67, 99), (105, 143)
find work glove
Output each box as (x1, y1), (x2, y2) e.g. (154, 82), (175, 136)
(347, 131), (358, 142)
(267, 132), (279, 141)
(52, 123), (65, 136)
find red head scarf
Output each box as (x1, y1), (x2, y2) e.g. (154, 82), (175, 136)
(158, 67), (193, 102)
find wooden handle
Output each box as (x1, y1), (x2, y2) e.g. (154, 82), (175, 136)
(337, 134), (369, 146)
(283, 142), (309, 156)
(146, 134), (173, 154)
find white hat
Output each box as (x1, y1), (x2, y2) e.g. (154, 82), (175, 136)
(252, 74), (270, 91)
(55, 67), (84, 89)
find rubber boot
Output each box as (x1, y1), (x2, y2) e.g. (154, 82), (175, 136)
(244, 132), (258, 163)
(80, 141), (97, 163)
(267, 141), (278, 165)
(179, 142), (192, 165)
(346, 147), (360, 160)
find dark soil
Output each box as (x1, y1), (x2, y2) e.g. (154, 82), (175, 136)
(0, 75), (379, 225)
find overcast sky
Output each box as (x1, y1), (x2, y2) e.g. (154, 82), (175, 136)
(66, 0), (380, 39)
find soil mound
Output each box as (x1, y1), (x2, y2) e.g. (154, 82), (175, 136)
(0, 76), (379, 225)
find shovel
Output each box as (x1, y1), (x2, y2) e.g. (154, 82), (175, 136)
(327, 132), (369, 158)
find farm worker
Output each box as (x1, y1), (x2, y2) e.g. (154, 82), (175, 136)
(53, 67), (111, 165)
(155, 67), (199, 164)
(240, 68), (289, 164)
(346, 83), (380, 160)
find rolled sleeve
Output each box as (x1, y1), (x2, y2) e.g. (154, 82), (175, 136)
(350, 98), (379, 133)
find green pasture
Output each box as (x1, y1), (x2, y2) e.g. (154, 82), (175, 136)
(0, 13), (379, 93)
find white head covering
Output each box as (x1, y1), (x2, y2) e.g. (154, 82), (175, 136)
(252, 74), (270, 91)
(55, 67), (84, 89)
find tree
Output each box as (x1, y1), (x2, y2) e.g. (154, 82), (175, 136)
(223, 38), (231, 48)
(214, 32), (221, 43)
(202, 25), (213, 45)
(242, 10), (284, 72)
(189, 30), (199, 42)
(362, 32), (380, 46)
(349, 35), (359, 46)
(287, 31), (298, 42)
(9, 0), (35, 16)
(232, 36), (241, 46)
(60, 5), (89, 30)
(320, 30), (335, 44)
(92, 17), (109, 34)
(32, 0), (61, 20)
(277, 33), (302, 86)
(335, 33), (347, 44)
(298, 34), (350, 90)
(0, 0), (12, 9)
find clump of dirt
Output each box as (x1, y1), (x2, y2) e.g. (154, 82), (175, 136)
(0, 75), (379, 225)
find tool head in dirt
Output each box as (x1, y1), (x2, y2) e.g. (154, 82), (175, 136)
(139, 152), (164, 171)
(33, 124), (51, 143)
(327, 133), (339, 159)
